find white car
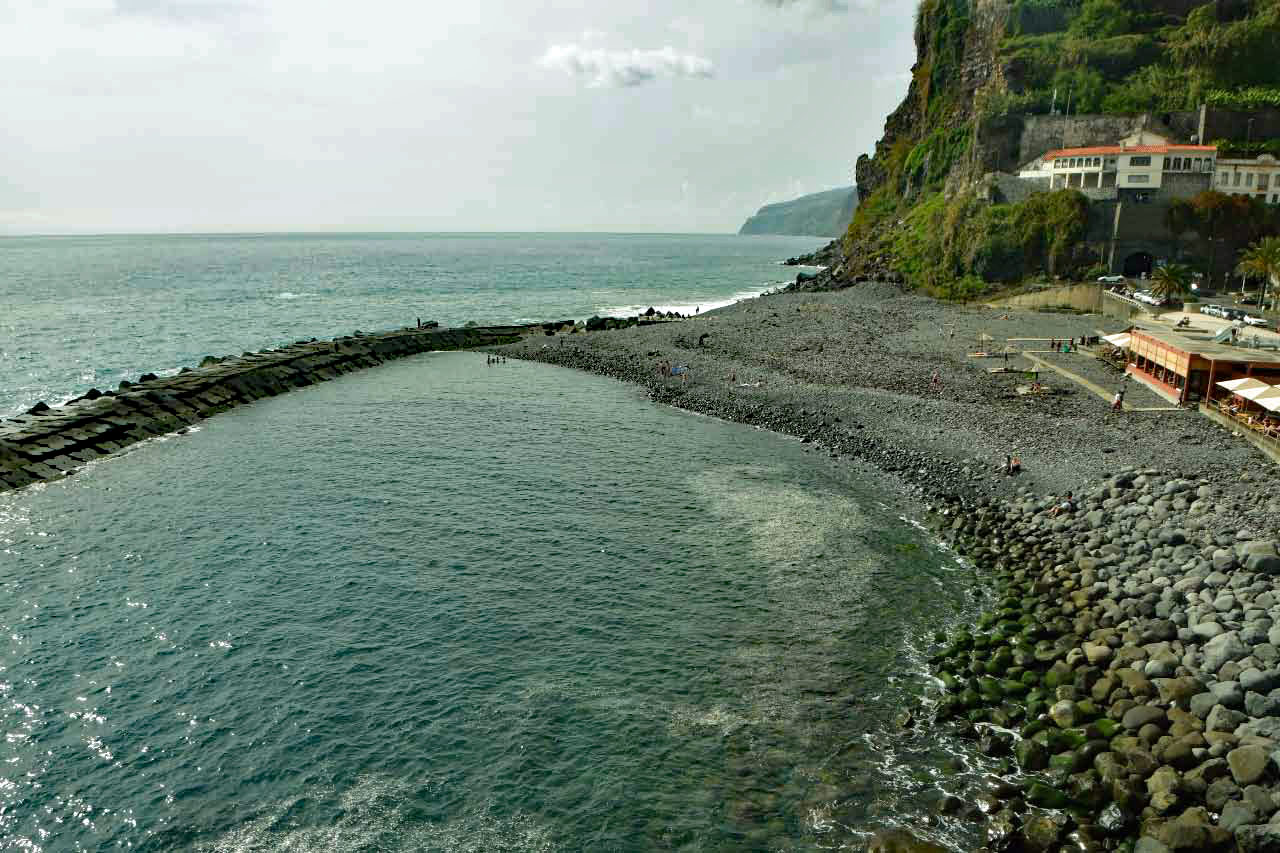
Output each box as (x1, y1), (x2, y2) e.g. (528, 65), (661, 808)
(1200, 304), (1218, 315)
(1098, 274), (1126, 283)
(1243, 314), (1269, 327)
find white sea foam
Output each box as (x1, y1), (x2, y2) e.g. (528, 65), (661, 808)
(271, 292), (314, 300)
(201, 775), (557, 853)
(595, 283), (784, 319)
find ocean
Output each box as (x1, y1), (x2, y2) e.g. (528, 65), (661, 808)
(0, 234), (986, 851)
(0, 232), (821, 420)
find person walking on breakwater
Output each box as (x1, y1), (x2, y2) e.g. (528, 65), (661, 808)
(1112, 388), (1125, 412)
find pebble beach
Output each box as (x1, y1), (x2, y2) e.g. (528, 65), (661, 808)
(500, 280), (1280, 852)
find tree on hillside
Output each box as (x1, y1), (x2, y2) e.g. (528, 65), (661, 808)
(1068, 0), (1131, 39)
(1164, 198), (1198, 260)
(1190, 191), (1246, 285)
(1236, 236), (1280, 309)
(1150, 264), (1192, 304)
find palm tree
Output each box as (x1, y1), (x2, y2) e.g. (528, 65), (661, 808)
(1236, 236), (1280, 312)
(1150, 263), (1192, 304)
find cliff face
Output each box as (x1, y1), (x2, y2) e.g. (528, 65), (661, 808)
(855, 0), (1008, 200)
(840, 0), (1280, 296)
(738, 187), (858, 237)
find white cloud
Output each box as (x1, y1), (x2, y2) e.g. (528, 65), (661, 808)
(539, 43), (714, 88)
(756, 0), (850, 13)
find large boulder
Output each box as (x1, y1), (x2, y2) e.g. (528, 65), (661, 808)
(1235, 823), (1280, 853)
(1240, 541), (1280, 574)
(1204, 632), (1249, 674)
(1229, 745), (1272, 785)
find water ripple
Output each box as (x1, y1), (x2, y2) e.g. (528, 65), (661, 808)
(0, 353), (971, 851)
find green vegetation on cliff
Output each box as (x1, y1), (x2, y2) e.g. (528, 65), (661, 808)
(884, 189), (1090, 300)
(841, 0), (1280, 299)
(738, 187), (857, 238)
(997, 0), (1280, 115)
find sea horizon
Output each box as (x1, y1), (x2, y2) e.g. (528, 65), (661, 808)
(0, 231), (825, 419)
(0, 229), (836, 240)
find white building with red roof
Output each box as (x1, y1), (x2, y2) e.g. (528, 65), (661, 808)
(1215, 154), (1280, 205)
(1018, 131), (1216, 196)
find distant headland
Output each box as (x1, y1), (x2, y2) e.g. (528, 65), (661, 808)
(737, 187), (857, 238)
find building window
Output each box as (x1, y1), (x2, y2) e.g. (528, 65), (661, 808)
(1235, 172), (1242, 186)
(1261, 174), (1271, 191)
(1219, 171), (1227, 185)
(1247, 173), (1255, 187)
(1094, 157), (1101, 167)
(1194, 158), (1203, 171)
(1129, 155), (1152, 167)
(1171, 157), (1182, 170)
(1129, 174), (1150, 184)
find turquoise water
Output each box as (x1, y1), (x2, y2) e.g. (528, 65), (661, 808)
(0, 232), (821, 419)
(0, 354), (979, 851)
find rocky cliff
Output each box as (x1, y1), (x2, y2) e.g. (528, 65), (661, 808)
(738, 187), (858, 237)
(832, 0), (1280, 297)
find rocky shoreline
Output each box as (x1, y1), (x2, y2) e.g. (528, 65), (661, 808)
(932, 473), (1280, 853)
(497, 281), (1280, 852)
(7, 275), (1279, 851)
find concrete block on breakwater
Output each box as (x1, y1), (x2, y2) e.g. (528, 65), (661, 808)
(0, 324), (534, 494)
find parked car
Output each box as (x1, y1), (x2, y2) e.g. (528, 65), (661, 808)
(1200, 304), (1219, 316)
(1223, 308), (1246, 321)
(1243, 314), (1269, 327)
(1239, 294), (1262, 305)
(1098, 274), (1126, 283)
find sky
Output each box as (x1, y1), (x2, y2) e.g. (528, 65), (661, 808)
(0, 0), (915, 234)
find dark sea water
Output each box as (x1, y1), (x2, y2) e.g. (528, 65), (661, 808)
(0, 232), (822, 419)
(0, 353), (985, 852)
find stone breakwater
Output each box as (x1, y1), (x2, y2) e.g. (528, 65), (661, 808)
(930, 470), (1280, 853)
(0, 325), (527, 494)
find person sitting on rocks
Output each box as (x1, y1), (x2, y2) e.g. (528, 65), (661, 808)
(1049, 491), (1075, 517)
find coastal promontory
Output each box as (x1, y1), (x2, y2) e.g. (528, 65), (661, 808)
(737, 186), (857, 238)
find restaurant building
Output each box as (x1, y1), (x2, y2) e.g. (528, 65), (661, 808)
(1115, 325), (1280, 404)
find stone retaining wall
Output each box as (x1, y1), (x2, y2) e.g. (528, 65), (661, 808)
(991, 283), (1106, 313)
(0, 325), (529, 494)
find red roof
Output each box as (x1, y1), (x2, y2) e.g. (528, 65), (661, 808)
(1045, 144), (1217, 160)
